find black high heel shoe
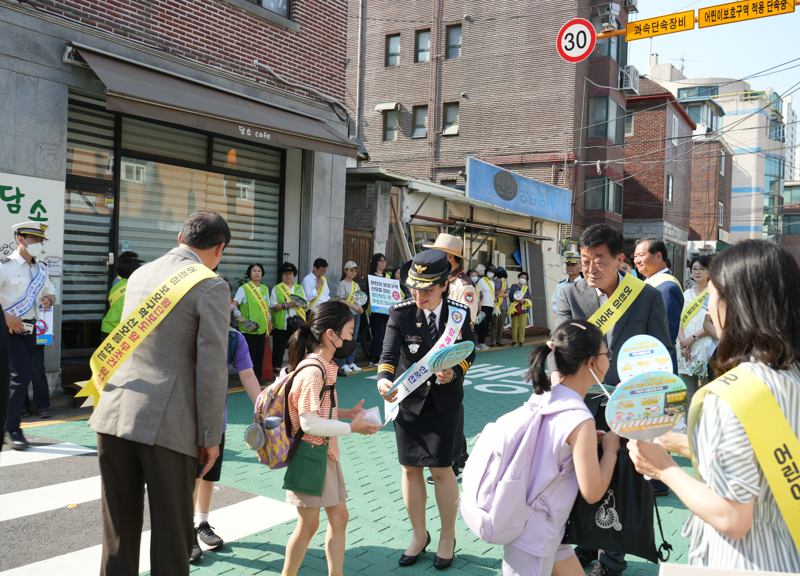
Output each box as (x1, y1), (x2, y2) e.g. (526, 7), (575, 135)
(433, 537), (456, 570)
(398, 531), (431, 567)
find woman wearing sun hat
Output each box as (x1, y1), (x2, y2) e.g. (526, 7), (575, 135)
(377, 249), (476, 570)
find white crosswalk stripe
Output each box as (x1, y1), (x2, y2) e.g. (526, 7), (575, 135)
(0, 475), (102, 522)
(0, 442), (95, 468)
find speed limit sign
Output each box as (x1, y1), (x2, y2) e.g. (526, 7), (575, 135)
(557, 18), (597, 63)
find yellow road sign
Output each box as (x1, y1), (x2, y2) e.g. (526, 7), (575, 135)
(626, 11), (695, 41)
(699, 0), (795, 28)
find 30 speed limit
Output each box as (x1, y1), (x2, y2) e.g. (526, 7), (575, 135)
(557, 18), (597, 63)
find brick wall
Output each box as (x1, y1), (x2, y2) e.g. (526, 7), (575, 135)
(346, 0), (629, 236)
(29, 0), (347, 100)
(689, 141), (732, 241)
(623, 97), (692, 233)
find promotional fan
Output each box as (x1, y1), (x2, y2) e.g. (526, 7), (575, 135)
(353, 291), (369, 306)
(427, 341), (475, 374)
(289, 294), (309, 308)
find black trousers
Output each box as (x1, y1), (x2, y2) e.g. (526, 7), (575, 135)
(97, 433), (197, 576)
(6, 333), (44, 432)
(272, 329), (291, 369)
(243, 332), (266, 382)
(369, 313), (389, 362)
(476, 306), (494, 345)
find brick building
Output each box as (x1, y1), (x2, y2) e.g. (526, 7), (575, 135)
(344, 0), (640, 328)
(0, 0), (357, 393)
(622, 77), (695, 284)
(687, 137), (733, 254)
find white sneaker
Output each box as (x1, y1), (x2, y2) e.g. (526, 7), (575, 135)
(349, 363), (362, 372)
(342, 365), (353, 373)
(368, 361), (376, 367)
(478, 343), (489, 350)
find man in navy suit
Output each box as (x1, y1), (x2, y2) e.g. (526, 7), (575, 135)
(634, 237), (684, 374)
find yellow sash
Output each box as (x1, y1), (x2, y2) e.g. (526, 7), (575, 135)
(681, 288), (708, 330)
(587, 274), (646, 335)
(75, 264), (218, 408)
(108, 279), (126, 307)
(277, 282), (306, 321)
(647, 273), (682, 290)
(496, 279), (507, 306)
(482, 277), (499, 314)
(508, 284), (530, 315)
(242, 281), (270, 335)
(346, 280), (357, 304)
(688, 366), (800, 550)
(308, 276), (327, 308)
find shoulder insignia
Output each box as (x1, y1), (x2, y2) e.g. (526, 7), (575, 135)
(447, 298), (468, 310)
(391, 299), (415, 311)
(0, 258), (11, 264)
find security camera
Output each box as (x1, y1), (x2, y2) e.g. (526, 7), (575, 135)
(598, 3), (621, 30)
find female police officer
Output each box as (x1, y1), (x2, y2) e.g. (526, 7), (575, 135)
(377, 249), (476, 570)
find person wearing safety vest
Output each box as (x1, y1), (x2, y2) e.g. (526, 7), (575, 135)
(628, 240), (800, 572)
(301, 257), (330, 311)
(508, 271), (532, 347)
(232, 263), (272, 383)
(490, 267), (510, 347)
(1, 222), (57, 446)
(269, 261), (308, 374)
(633, 237), (684, 374)
(101, 251), (144, 334)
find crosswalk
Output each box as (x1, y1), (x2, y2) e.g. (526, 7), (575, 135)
(0, 438), (297, 575)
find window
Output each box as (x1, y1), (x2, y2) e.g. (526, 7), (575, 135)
(441, 179), (457, 188)
(446, 25), (462, 59)
(672, 115), (679, 146)
(678, 86), (719, 99)
(584, 177), (623, 215)
(443, 103), (459, 135)
(666, 174), (674, 202)
(385, 34), (401, 67)
(784, 215), (800, 235)
(624, 112), (634, 136)
(415, 30), (431, 63)
(412, 106), (428, 138)
(253, 0), (289, 18)
(121, 160), (146, 183)
(588, 97), (626, 145)
(720, 150), (725, 175)
(718, 201), (724, 227)
(383, 110), (398, 141)
(590, 16), (623, 62)
(770, 120), (785, 142)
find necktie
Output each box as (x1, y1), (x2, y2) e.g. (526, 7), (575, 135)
(428, 312), (438, 341)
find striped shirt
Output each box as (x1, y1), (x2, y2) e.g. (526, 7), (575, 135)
(287, 353), (340, 461)
(685, 361), (800, 571)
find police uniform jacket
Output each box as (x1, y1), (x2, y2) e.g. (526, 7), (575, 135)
(0, 252), (56, 321)
(378, 297), (476, 416)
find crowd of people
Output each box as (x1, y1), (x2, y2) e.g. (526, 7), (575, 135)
(2, 212), (799, 576)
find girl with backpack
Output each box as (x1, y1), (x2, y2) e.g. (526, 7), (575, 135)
(504, 320), (620, 576)
(281, 300), (382, 576)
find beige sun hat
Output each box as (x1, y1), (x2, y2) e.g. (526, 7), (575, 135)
(422, 233), (463, 259)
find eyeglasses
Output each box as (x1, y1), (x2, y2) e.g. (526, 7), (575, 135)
(409, 286), (439, 297)
(599, 348), (613, 360)
(691, 267), (707, 273)
(581, 260), (609, 271)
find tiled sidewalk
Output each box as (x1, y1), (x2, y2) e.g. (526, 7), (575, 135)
(37, 343), (693, 575)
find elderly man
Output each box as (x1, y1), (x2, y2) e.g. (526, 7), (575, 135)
(555, 224), (674, 576)
(551, 251), (581, 313)
(90, 211), (232, 576)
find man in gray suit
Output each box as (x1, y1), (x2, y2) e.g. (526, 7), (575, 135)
(554, 224), (673, 576)
(90, 211), (232, 576)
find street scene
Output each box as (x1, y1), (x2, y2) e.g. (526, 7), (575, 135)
(1, 0), (799, 575)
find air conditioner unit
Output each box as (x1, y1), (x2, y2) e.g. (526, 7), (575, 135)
(623, 0), (638, 13)
(619, 65), (640, 95)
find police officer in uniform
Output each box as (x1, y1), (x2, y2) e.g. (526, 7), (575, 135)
(422, 233), (477, 484)
(550, 251), (581, 313)
(2, 222), (56, 449)
(377, 249), (476, 569)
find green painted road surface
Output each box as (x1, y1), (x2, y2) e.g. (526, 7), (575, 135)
(37, 343), (694, 575)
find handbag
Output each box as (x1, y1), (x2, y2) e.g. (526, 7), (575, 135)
(562, 440), (672, 564)
(282, 384), (335, 497)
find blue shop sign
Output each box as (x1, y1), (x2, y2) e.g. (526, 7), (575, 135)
(465, 158), (571, 224)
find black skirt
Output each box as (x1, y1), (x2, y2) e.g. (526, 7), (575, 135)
(394, 392), (463, 468)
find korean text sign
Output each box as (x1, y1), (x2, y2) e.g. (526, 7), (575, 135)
(368, 275), (403, 315)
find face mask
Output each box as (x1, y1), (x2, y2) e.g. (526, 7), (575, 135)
(519, 278), (527, 285)
(487, 272), (495, 279)
(23, 241), (43, 258)
(470, 275), (478, 282)
(333, 334), (357, 359)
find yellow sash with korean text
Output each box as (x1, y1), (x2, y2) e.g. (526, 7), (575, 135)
(242, 281), (270, 335)
(75, 264), (218, 408)
(681, 289), (708, 330)
(108, 278), (126, 307)
(587, 273), (646, 335)
(482, 277), (499, 314)
(647, 273), (682, 290)
(346, 281), (356, 304)
(508, 284), (530, 315)
(277, 282), (307, 321)
(688, 367), (800, 550)
(308, 276), (327, 308)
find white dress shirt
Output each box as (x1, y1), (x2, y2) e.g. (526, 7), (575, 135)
(0, 252), (57, 320)
(301, 272), (329, 309)
(423, 300), (444, 333)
